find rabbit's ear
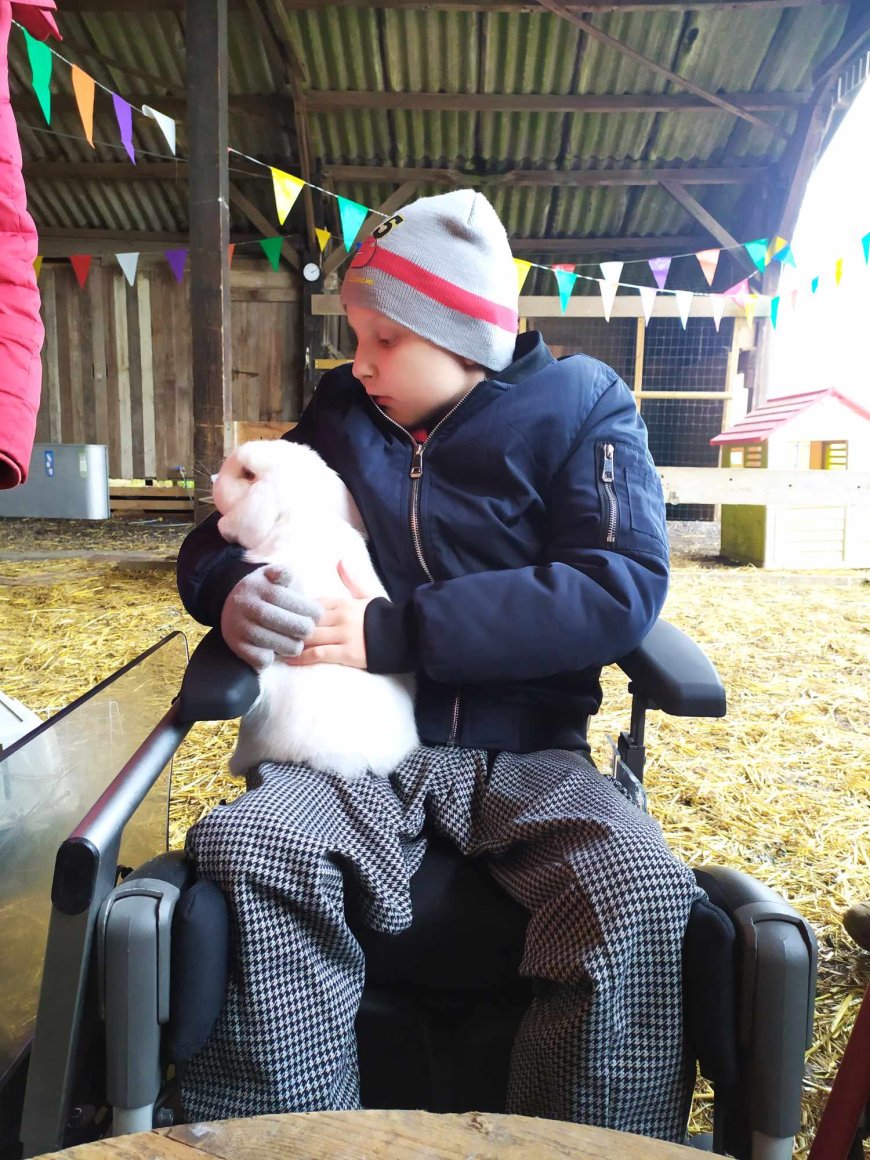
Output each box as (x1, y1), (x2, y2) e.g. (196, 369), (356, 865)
(217, 478), (280, 548)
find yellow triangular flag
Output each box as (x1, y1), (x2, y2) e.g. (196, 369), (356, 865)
(271, 168), (305, 226)
(33, 255), (43, 280)
(766, 236), (789, 263)
(834, 258), (844, 286)
(315, 228), (331, 253)
(744, 295), (757, 325)
(71, 65), (95, 148)
(514, 258), (532, 294)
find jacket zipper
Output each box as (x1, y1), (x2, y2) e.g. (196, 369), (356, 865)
(370, 389), (477, 746)
(601, 442), (618, 544)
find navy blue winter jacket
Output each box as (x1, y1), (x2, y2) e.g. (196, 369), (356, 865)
(177, 331), (670, 754)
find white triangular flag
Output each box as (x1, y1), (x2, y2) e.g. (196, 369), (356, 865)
(599, 261), (624, 285)
(142, 105), (177, 156)
(598, 279), (619, 322)
(638, 286), (657, 326)
(710, 294), (725, 333)
(116, 252), (140, 286)
(674, 290), (693, 330)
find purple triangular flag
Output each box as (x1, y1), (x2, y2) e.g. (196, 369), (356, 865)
(648, 256), (671, 291)
(165, 249), (187, 283)
(112, 93), (136, 164)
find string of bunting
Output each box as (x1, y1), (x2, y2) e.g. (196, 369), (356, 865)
(16, 21), (870, 331)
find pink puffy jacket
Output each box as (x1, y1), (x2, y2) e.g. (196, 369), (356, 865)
(0, 0), (59, 488)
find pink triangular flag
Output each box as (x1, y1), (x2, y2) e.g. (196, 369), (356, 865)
(710, 295), (725, 333)
(695, 248), (720, 287)
(723, 278), (750, 305)
(112, 94), (136, 164)
(674, 290), (693, 330)
(648, 256), (671, 291)
(638, 286), (657, 326)
(165, 249), (187, 283)
(597, 279), (618, 322)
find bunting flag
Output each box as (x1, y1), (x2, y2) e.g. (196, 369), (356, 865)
(259, 236), (283, 272)
(165, 249), (187, 283)
(811, 276), (820, 294)
(597, 279), (618, 322)
(776, 244), (796, 267)
(723, 278), (750, 305)
(834, 258), (844, 286)
(863, 232), (870, 265)
(116, 252), (139, 286)
(69, 255), (92, 289)
(766, 236), (789, 264)
(336, 196), (369, 253)
(638, 285), (657, 326)
(710, 295), (725, 333)
(695, 247), (720, 286)
(770, 295), (780, 329)
(744, 295), (757, 325)
(227, 243), (236, 267)
(514, 258), (532, 294)
(552, 264), (577, 313)
(22, 28), (52, 124)
(271, 168), (305, 226)
(33, 256), (43, 280)
(71, 66), (95, 148)
(112, 94), (136, 163)
(744, 238), (769, 273)
(142, 105), (177, 156)
(674, 290), (693, 330)
(648, 256), (671, 291)
(315, 228), (331, 253)
(599, 261), (623, 285)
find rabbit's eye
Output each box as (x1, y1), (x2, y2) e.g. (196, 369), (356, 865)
(241, 468), (256, 481)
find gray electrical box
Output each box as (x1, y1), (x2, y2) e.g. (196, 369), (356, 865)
(0, 444), (109, 519)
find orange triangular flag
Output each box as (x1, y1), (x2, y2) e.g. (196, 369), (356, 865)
(227, 243), (236, 267)
(71, 66), (95, 148)
(695, 248), (720, 287)
(33, 256), (43, 280)
(69, 255), (92, 289)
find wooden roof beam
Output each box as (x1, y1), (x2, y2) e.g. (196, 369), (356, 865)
(535, 0), (789, 140)
(321, 164), (767, 187)
(302, 91), (808, 115)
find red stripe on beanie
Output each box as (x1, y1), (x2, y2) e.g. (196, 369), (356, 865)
(369, 246), (518, 333)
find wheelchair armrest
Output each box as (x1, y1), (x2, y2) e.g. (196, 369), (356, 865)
(177, 627), (260, 724)
(616, 619), (726, 718)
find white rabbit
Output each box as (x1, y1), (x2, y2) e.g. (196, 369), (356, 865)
(213, 439), (419, 779)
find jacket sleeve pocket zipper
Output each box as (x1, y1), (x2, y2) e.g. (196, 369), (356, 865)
(601, 442), (618, 544)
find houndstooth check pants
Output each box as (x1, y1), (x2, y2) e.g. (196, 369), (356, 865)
(181, 745), (702, 1140)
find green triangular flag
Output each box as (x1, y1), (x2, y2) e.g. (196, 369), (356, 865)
(862, 232), (870, 265)
(259, 236), (283, 271)
(744, 238), (769, 273)
(770, 295), (780, 329)
(337, 196), (369, 253)
(22, 28), (53, 124)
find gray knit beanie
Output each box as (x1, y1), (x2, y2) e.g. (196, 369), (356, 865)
(340, 189), (519, 372)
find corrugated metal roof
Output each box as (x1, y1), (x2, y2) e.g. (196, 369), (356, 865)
(8, 1), (860, 266)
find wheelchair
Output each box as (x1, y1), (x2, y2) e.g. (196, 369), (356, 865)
(0, 622), (817, 1160)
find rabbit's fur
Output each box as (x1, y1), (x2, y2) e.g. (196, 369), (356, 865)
(213, 439), (419, 778)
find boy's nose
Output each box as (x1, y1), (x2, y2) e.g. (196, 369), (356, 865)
(353, 353), (374, 381)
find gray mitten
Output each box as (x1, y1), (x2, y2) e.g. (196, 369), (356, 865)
(220, 565), (323, 671)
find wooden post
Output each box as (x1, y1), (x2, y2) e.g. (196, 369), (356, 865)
(187, 0), (232, 520)
(633, 317), (645, 413)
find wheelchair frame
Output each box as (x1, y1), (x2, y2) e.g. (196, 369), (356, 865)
(11, 623), (817, 1160)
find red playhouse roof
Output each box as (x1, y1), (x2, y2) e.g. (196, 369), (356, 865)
(710, 388), (870, 446)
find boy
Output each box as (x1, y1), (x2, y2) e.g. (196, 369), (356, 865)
(176, 190), (701, 1139)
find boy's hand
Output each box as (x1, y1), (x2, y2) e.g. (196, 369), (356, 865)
(284, 560), (378, 670)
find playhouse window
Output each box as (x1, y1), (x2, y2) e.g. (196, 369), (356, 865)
(729, 444), (763, 468)
(822, 441), (848, 470)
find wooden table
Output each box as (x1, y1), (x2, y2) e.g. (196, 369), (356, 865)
(34, 1109), (701, 1159)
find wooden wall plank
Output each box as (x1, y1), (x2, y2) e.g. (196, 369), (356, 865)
(55, 270), (74, 444)
(104, 270), (122, 476)
(125, 279), (145, 477)
(40, 269), (62, 443)
(112, 275), (133, 478)
(77, 269), (96, 444)
(137, 275), (157, 477)
(90, 267), (109, 449)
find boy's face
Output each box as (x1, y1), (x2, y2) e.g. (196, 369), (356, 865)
(345, 305), (484, 431)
